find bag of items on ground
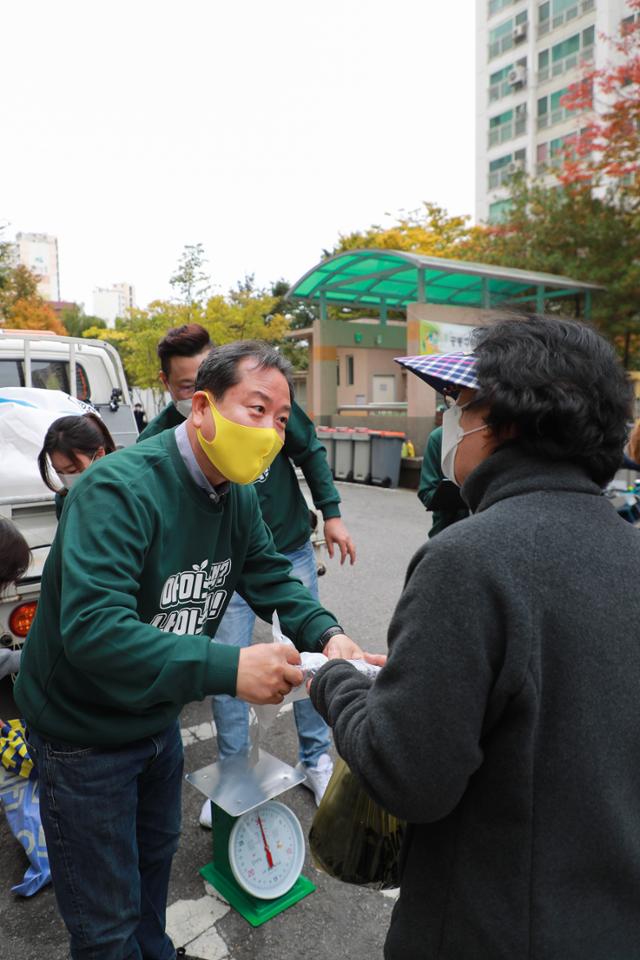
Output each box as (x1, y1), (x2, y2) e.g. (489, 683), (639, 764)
(0, 718), (51, 896)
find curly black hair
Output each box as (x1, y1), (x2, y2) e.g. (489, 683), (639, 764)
(471, 314), (632, 487)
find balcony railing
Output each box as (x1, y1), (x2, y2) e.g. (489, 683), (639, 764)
(537, 105), (573, 129)
(488, 116), (527, 147)
(538, 44), (593, 83)
(537, 0), (595, 38)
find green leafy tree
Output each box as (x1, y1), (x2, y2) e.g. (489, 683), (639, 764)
(61, 304), (106, 338)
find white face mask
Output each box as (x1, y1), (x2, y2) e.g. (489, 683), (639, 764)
(174, 398), (193, 418)
(441, 401), (486, 486)
(58, 473), (82, 490)
(57, 452), (98, 492)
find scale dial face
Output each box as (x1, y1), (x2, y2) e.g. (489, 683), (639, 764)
(228, 800), (305, 900)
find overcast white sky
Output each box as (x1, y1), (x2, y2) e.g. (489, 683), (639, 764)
(3, 1), (476, 311)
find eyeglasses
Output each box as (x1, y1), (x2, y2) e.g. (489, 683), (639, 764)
(441, 387), (460, 409)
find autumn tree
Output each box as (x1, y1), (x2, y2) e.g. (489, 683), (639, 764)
(204, 276), (290, 346)
(325, 202), (483, 259)
(559, 0), (640, 201)
(0, 255), (67, 335)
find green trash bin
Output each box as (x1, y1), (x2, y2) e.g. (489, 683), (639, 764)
(316, 425), (336, 476)
(352, 428), (372, 483)
(370, 431), (405, 488)
(334, 427), (354, 481)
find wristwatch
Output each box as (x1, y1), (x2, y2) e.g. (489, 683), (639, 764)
(317, 625), (345, 651)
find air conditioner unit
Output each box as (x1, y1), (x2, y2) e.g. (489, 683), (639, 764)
(507, 159), (525, 174)
(513, 22), (528, 41)
(508, 65), (527, 86)
(515, 103), (527, 118)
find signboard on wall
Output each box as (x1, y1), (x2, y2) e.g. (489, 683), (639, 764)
(419, 320), (477, 356)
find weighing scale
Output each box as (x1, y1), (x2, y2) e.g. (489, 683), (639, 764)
(186, 747), (316, 926)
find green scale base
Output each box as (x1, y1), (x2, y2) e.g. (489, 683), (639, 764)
(200, 861), (315, 927)
(199, 800), (315, 927)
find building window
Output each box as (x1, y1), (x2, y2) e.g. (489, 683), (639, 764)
(536, 131), (586, 174)
(488, 0), (514, 18)
(537, 85), (578, 128)
(538, 0), (595, 39)
(488, 10), (528, 60)
(336, 359), (340, 387)
(488, 148), (526, 190)
(538, 25), (595, 82)
(489, 58), (527, 102)
(489, 103), (527, 147)
(346, 355), (354, 386)
(488, 199), (513, 223)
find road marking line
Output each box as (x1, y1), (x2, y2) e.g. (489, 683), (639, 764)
(166, 893), (231, 959)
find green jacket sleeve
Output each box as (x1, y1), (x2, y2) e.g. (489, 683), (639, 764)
(56, 480), (239, 710)
(417, 427), (444, 510)
(283, 402), (341, 521)
(235, 491), (339, 650)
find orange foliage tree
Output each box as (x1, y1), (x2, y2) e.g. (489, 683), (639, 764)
(5, 297), (67, 335)
(559, 1), (640, 199)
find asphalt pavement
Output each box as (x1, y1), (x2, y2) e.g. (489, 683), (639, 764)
(0, 481), (430, 960)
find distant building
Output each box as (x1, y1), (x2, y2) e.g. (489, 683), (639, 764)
(476, 0), (633, 224)
(15, 232), (60, 301)
(93, 283), (136, 329)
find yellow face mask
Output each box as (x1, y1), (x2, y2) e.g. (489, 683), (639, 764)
(196, 395), (284, 484)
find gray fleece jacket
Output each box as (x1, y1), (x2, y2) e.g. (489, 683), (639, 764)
(311, 444), (640, 960)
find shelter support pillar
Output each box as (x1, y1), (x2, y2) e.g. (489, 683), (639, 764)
(310, 313), (337, 422)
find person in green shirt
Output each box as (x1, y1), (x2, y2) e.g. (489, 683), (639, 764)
(140, 324), (356, 820)
(16, 340), (369, 960)
(418, 425), (469, 538)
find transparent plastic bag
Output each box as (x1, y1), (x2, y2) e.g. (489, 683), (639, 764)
(309, 757), (405, 890)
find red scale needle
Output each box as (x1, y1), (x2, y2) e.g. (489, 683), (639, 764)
(257, 815), (274, 869)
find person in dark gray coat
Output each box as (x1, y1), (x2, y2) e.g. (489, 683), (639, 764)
(310, 314), (640, 960)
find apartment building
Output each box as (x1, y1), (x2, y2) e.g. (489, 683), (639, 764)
(14, 232), (60, 301)
(476, 0), (632, 223)
(93, 282), (136, 328)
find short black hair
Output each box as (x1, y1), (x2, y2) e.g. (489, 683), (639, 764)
(472, 314), (632, 487)
(0, 518), (31, 593)
(157, 324), (213, 376)
(38, 412), (117, 493)
(195, 340), (294, 401)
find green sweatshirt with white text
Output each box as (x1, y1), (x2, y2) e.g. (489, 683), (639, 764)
(15, 429), (339, 746)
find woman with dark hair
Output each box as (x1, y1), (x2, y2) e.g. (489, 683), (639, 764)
(310, 314), (640, 960)
(38, 413), (116, 517)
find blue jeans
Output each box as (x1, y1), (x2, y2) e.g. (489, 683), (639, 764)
(28, 722), (183, 960)
(212, 539), (331, 767)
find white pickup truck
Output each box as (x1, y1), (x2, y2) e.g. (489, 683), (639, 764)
(0, 331), (138, 662)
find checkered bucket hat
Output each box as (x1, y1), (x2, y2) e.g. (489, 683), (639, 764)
(394, 351), (478, 395)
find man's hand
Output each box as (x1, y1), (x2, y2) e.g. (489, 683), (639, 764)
(323, 633), (386, 667)
(236, 643), (303, 704)
(324, 517), (356, 565)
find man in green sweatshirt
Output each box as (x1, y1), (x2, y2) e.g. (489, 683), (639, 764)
(16, 340), (365, 960)
(140, 324), (356, 820)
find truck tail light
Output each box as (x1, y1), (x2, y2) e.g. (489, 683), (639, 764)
(9, 601), (38, 638)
